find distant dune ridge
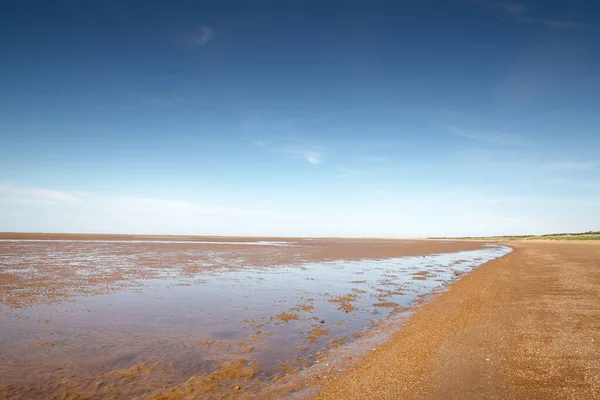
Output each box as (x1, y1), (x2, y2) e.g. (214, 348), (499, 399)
(431, 231), (600, 241)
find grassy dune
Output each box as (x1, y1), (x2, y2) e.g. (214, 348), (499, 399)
(432, 231), (600, 241)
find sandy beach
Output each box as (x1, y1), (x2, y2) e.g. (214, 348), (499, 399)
(2, 237), (598, 399)
(314, 241), (600, 399)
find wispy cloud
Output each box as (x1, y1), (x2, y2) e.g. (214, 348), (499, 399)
(475, 0), (591, 30)
(445, 126), (527, 146)
(523, 17), (590, 30)
(0, 183), (84, 206)
(253, 139), (324, 165)
(190, 26), (214, 47)
(0, 183), (293, 235)
(541, 161), (599, 173)
(2, 182), (599, 237)
(276, 149), (324, 165)
(0, 183), (282, 218)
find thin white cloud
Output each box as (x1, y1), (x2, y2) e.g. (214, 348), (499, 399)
(541, 161), (599, 173)
(305, 152), (323, 165)
(0, 184), (287, 235)
(191, 26), (214, 47)
(1, 183), (599, 237)
(445, 126), (527, 146)
(524, 17), (591, 29)
(0, 183), (84, 205)
(476, 0), (591, 30)
(278, 149), (324, 165)
(253, 140), (324, 165)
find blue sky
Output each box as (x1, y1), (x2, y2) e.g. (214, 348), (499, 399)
(1, 0), (599, 237)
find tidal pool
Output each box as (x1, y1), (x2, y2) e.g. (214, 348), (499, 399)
(0, 239), (511, 399)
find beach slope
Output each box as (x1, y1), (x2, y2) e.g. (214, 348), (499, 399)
(315, 241), (600, 399)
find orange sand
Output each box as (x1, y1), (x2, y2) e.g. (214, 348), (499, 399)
(313, 241), (600, 399)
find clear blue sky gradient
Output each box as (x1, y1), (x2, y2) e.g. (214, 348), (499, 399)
(1, 0), (599, 237)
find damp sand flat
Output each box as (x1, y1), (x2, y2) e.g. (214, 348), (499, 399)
(0, 236), (509, 399)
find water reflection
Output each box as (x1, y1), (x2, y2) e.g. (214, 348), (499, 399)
(0, 243), (511, 398)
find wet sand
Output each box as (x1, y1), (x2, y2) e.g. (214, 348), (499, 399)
(314, 241), (600, 399)
(0, 235), (484, 308)
(0, 234), (501, 399)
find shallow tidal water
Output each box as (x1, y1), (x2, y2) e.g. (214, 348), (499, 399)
(0, 240), (511, 399)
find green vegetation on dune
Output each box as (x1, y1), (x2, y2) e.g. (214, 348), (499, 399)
(431, 231), (600, 241)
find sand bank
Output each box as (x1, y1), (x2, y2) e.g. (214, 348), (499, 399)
(313, 241), (600, 399)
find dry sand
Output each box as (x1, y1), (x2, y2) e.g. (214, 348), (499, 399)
(313, 241), (600, 399)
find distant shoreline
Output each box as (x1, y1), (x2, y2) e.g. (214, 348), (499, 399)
(2, 231), (597, 242)
(429, 231), (600, 241)
(0, 232), (422, 242)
